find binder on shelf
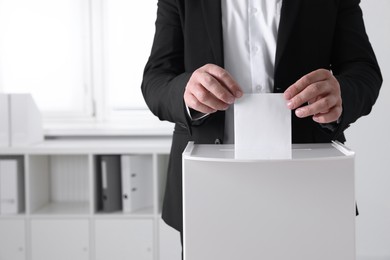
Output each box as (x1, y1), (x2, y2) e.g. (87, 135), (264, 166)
(0, 94), (10, 147)
(0, 158), (25, 215)
(97, 155), (122, 213)
(121, 155), (153, 213)
(10, 93), (43, 147)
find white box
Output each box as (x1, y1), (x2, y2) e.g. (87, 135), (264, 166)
(10, 93), (43, 147)
(183, 142), (355, 260)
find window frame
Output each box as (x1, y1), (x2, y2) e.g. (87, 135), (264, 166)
(30, 0), (172, 136)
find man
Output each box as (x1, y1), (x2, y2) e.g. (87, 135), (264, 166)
(141, 0), (382, 250)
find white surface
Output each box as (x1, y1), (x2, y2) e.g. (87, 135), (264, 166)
(43, 115), (174, 137)
(32, 201), (90, 216)
(94, 219), (153, 260)
(31, 219), (89, 260)
(0, 219), (26, 260)
(121, 155), (153, 213)
(234, 93), (291, 159)
(94, 206), (154, 218)
(0, 137), (172, 155)
(183, 143), (355, 260)
(0, 94), (10, 147)
(10, 94), (44, 147)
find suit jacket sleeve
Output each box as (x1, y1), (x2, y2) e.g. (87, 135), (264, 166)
(141, 0), (193, 132)
(331, 0), (382, 137)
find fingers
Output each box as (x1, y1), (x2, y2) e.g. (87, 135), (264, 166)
(184, 92), (217, 114)
(312, 106), (343, 124)
(285, 69), (334, 109)
(295, 95), (342, 122)
(203, 64), (243, 98)
(284, 69), (343, 123)
(198, 71), (235, 105)
(284, 69), (332, 100)
(295, 95), (334, 118)
(184, 64), (243, 114)
(184, 81), (230, 113)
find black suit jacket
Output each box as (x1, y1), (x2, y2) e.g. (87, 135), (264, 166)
(142, 0), (382, 232)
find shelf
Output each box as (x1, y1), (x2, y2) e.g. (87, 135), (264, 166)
(31, 202), (90, 216)
(28, 155), (90, 217)
(95, 206), (155, 219)
(0, 214), (26, 219)
(0, 137), (172, 155)
(0, 138), (177, 260)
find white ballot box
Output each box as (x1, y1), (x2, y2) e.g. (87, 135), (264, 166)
(182, 142), (355, 260)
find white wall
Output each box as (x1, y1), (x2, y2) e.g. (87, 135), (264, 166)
(346, 1), (390, 259)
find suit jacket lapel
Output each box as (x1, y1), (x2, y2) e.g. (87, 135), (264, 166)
(201, 0), (224, 66)
(275, 0), (302, 71)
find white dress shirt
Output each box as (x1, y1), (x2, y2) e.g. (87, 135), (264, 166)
(222, 0), (282, 143)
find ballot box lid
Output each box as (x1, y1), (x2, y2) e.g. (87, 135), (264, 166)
(183, 141), (354, 162)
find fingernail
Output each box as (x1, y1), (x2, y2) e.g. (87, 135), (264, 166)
(296, 109), (304, 117)
(287, 101), (294, 109)
(235, 91), (243, 98)
(227, 97), (235, 104)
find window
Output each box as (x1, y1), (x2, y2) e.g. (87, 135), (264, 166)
(103, 0), (157, 112)
(0, 0), (169, 134)
(0, 0), (91, 117)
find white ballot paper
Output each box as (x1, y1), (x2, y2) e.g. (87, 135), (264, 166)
(234, 93), (292, 159)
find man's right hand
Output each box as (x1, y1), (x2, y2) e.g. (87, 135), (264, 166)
(184, 64), (243, 114)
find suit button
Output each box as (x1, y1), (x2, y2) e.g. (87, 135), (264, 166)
(214, 138), (222, 144)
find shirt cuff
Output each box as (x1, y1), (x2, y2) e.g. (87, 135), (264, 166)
(320, 114), (342, 132)
(185, 105), (210, 121)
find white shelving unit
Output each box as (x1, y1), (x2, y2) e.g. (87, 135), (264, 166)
(0, 137), (181, 260)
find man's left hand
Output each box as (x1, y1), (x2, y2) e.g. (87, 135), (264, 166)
(284, 69), (342, 124)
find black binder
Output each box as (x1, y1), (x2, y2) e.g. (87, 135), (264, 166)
(96, 155), (122, 213)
